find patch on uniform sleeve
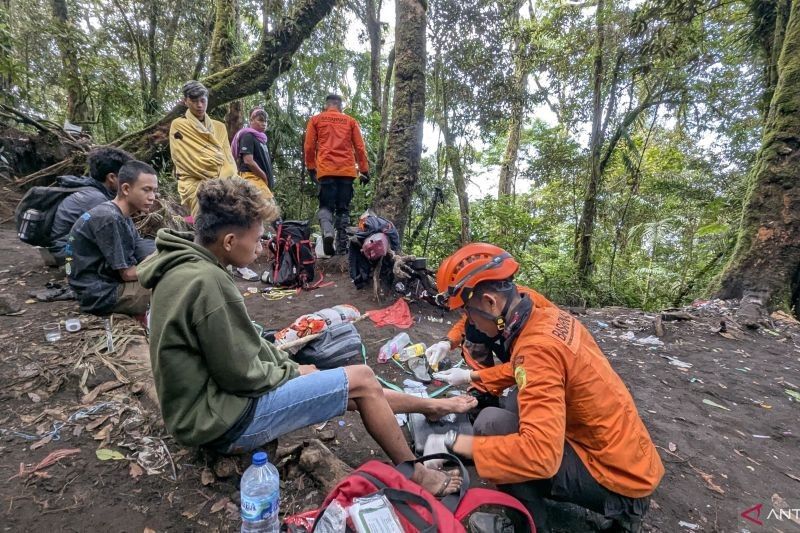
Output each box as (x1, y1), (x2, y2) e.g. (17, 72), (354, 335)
(514, 365), (527, 391)
(173, 131), (183, 140)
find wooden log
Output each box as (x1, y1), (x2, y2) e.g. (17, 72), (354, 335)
(297, 439), (353, 494)
(653, 314), (665, 337)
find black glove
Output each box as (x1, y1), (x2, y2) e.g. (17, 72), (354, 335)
(308, 169), (318, 184)
(359, 172), (370, 185)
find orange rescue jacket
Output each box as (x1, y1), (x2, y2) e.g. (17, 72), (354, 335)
(304, 109), (369, 179)
(472, 304), (664, 498)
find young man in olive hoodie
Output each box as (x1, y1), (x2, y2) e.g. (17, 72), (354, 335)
(138, 177), (476, 497)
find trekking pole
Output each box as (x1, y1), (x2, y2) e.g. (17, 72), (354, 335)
(422, 187), (444, 257)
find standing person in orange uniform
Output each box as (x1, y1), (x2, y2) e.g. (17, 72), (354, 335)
(304, 94), (370, 255)
(426, 243), (664, 533)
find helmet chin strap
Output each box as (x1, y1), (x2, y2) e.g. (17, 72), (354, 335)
(495, 292), (515, 331)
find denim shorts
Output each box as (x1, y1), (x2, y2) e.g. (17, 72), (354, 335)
(220, 368), (349, 454)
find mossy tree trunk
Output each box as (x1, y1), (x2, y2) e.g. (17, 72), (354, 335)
(211, 0), (243, 140)
(372, 0), (426, 238)
(716, 0), (800, 321)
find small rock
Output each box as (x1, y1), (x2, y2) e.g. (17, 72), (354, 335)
(318, 430), (336, 441)
(0, 295), (20, 315)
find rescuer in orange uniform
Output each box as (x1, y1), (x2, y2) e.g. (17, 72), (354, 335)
(304, 94), (370, 256)
(425, 285), (556, 399)
(426, 243), (664, 532)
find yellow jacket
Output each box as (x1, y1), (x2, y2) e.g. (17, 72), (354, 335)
(169, 110), (237, 182)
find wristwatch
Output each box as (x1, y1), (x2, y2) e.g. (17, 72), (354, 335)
(444, 429), (458, 452)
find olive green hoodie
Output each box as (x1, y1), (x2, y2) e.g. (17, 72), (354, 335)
(138, 229), (299, 446)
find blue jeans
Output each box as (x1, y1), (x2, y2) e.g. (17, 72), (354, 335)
(220, 368), (349, 454)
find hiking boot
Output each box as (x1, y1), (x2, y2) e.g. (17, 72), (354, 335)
(322, 234), (335, 256)
(335, 231), (349, 255)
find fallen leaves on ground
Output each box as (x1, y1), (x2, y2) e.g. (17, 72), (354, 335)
(129, 462), (145, 478)
(200, 467), (215, 486)
(95, 448), (126, 461)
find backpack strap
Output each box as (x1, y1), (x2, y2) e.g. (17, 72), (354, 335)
(395, 453), (469, 513)
(310, 473), (438, 533)
(381, 488), (439, 533)
(272, 223), (283, 283)
(454, 487), (536, 531)
(356, 472), (437, 532)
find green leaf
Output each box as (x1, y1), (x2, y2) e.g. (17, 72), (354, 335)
(696, 222), (728, 237)
(95, 448), (126, 461)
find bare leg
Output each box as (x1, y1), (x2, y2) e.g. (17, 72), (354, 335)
(343, 365), (462, 495)
(381, 389), (477, 419)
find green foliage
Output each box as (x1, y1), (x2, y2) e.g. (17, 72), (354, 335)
(2, 0), (769, 313)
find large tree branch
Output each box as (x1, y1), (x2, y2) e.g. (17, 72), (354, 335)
(113, 0), (339, 161)
(598, 93), (674, 176)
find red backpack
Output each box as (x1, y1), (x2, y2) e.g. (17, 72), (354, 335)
(284, 453), (535, 532)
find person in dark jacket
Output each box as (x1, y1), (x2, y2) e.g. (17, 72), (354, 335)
(50, 147), (135, 264)
(138, 177), (476, 498)
(231, 107), (274, 199)
(66, 161), (158, 316)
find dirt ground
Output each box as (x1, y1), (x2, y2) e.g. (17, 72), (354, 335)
(0, 226), (799, 532)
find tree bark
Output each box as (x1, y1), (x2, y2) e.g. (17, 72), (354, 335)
(0, 0), (12, 99)
(497, 1), (528, 198)
(51, 0), (92, 128)
(211, 0), (243, 140)
(575, 0), (606, 286)
(366, 0), (382, 114)
(374, 46), (395, 188)
(441, 117), (470, 244)
(145, 0), (160, 116)
(716, 0), (800, 320)
(372, 0), (427, 238)
(192, 6), (217, 81)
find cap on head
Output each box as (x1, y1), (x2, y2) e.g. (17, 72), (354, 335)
(182, 80), (208, 100)
(435, 243), (519, 310)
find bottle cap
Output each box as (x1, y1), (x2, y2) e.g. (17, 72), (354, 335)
(252, 451), (268, 465)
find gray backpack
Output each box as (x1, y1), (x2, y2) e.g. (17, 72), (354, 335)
(294, 322), (363, 369)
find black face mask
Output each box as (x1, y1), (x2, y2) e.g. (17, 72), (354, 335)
(463, 294), (534, 363)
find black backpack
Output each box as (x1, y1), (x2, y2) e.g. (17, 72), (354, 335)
(15, 175), (94, 247)
(263, 220), (316, 288)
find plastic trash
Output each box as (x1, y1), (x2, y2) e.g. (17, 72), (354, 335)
(378, 332), (411, 363)
(395, 343), (426, 362)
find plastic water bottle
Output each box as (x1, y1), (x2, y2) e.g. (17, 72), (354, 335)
(240, 451), (280, 533)
(378, 332), (411, 363)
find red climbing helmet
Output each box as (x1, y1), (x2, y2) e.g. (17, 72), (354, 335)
(435, 243), (519, 310)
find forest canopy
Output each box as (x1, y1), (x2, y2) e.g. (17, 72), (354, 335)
(1, 0), (798, 317)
